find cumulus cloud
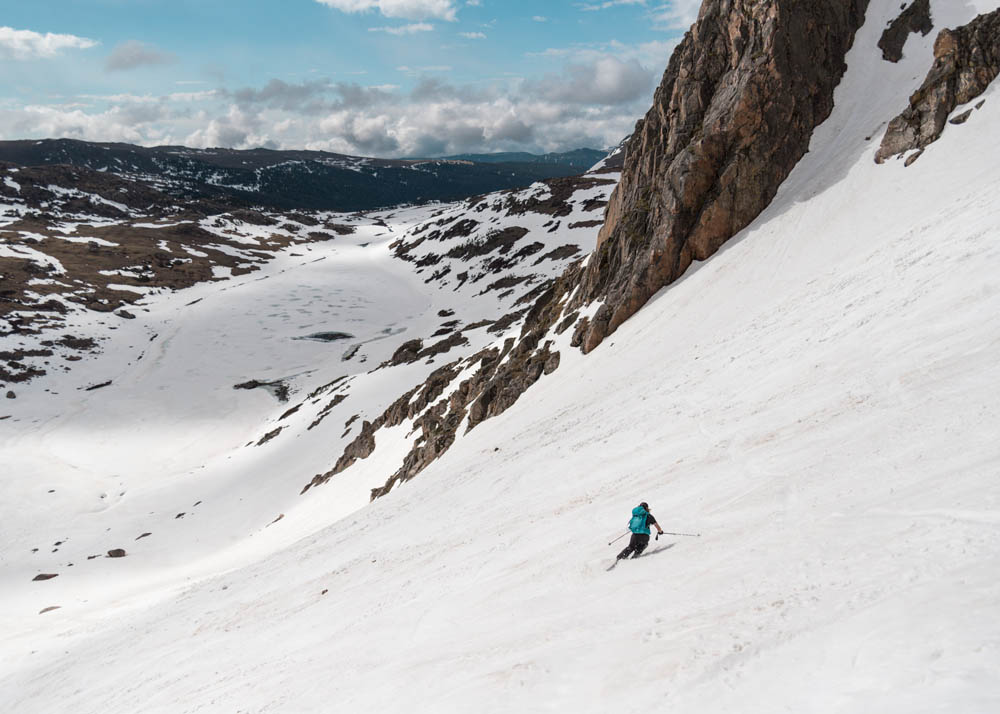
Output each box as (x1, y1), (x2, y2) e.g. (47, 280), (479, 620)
(105, 40), (176, 71)
(526, 56), (654, 105)
(491, 115), (534, 143)
(409, 77), (484, 103)
(0, 26), (97, 60)
(224, 79), (397, 115)
(315, 0), (458, 21)
(228, 79), (333, 112)
(459, 31), (485, 39)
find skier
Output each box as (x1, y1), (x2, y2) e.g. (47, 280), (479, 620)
(616, 502), (664, 560)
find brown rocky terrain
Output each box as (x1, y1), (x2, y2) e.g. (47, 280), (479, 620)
(876, 7), (1000, 164)
(0, 162), (356, 383)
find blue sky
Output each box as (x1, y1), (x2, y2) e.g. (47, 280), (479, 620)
(0, 0), (701, 156)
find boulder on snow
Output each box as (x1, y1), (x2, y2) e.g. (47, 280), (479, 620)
(106, 549), (127, 558)
(388, 339), (423, 366)
(878, 0), (933, 63)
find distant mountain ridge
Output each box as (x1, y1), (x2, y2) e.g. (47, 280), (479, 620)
(0, 139), (602, 213)
(438, 149), (607, 170)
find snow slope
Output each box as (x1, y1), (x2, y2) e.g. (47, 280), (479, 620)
(0, 170), (612, 615)
(2, 1), (1000, 711)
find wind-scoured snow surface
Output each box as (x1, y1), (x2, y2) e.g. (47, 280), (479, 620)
(3, 2), (1000, 711)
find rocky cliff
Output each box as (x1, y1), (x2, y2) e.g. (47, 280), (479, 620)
(572, 0), (869, 352)
(876, 7), (1000, 164)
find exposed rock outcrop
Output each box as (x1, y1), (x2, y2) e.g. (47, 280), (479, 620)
(302, 265), (583, 500)
(571, 0), (869, 353)
(878, 0), (933, 63)
(302, 362), (463, 493)
(876, 8), (1000, 163)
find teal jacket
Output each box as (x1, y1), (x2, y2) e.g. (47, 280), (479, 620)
(628, 506), (651, 535)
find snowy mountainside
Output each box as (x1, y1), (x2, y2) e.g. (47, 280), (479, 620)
(3, 1), (1000, 712)
(0, 164), (618, 622)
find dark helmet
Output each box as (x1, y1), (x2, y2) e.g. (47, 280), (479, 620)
(639, 502), (649, 510)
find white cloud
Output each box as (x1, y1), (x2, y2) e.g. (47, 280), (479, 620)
(0, 84), (640, 156)
(105, 40), (175, 72)
(315, 0), (458, 21)
(532, 39), (677, 73)
(169, 90), (220, 102)
(0, 26), (97, 60)
(459, 31), (486, 39)
(0, 36), (673, 157)
(368, 23), (435, 35)
(526, 56), (654, 106)
(532, 16), (547, 22)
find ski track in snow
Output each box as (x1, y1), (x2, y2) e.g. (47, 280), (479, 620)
(2, 2), (1000, 711)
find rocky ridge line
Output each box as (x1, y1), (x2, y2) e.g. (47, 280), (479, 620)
(876, 7), (1000, 164)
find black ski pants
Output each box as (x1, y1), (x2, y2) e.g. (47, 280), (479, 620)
(617, 533), (650, 560)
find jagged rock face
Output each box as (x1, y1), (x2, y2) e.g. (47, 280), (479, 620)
(878, 0), (933, 63)
(876, 8), (1000, 164)
(573, 0), (869, 353)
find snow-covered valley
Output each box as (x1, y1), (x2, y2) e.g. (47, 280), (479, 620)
(2, 1), (1000, 712)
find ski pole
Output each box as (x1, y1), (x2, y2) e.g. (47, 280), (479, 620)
(608, 531), (629, 546)
(662, 531), (700, 537)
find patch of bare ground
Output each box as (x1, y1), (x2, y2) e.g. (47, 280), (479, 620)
(501, 176), (616, 218)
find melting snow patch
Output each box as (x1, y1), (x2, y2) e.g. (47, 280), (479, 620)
(0, 243), (66, 273)
(51, 235), (120, 247)
(105, 283), (155, 294)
